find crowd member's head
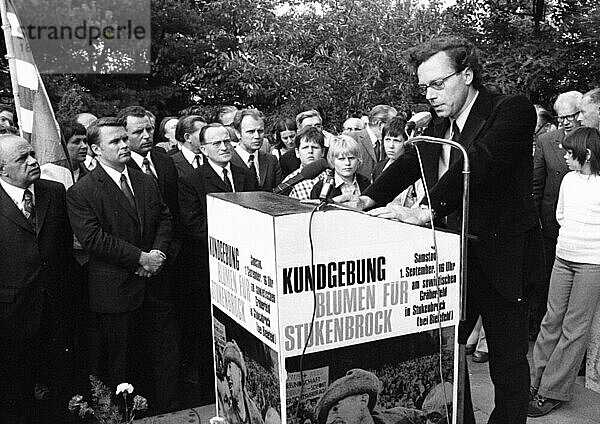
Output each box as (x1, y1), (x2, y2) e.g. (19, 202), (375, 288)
(175, 115), (207, 154)
(216, 106), (239, 127)
(367, 105), (398, 140)
(60, 120), (88, 168)
(561, 126), (600, 175)
(233, 109), (265, 153)
(75, 112), (97, 129)
(327, 135), (362, 182)
(272, 117), (297, 153)
(381, 116), (409, 161)
(87, 117), (130, 172)
(534, 105), (556, 134)
(422, 382), (453, 424)
(199, 123), (232, 167)
(294, 126), (325, 168)
(0, 134), (40, 188)
(116, 106), (154, 156)
(554, 91), (582, 134)
(408, 36), (482, 120)
(0, 106), (16, 130)
(157, 116), (179, 146)
(315, 369), (379, 424)
(342, 117), (365, 133)
(578, 88), (600, 130)
(296, 109), (323, 131)
(223, 340), (246, 399)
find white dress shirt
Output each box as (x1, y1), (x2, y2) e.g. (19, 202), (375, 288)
(0, 178), (34, 216)
(181, 145), (203, 168)
(207, 159), (235, 192)
(98, 162), (135, 196)
(235, 145), (260, 180)
(130, 151), (157, 178)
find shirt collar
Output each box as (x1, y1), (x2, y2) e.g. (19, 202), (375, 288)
(334, 173), (357, 188)
(181, 145), (201, 164)
(366, 125), (378, 145)
(0, 178), (34, 205)
(453, 90), (480, 133)
(207, 158), (232, 177)
(98, 161), (131, 188)
(235, 145), (257, 165)
(130, 151), (151, 170)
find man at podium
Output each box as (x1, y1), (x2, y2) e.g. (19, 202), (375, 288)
(339, 36), (541, 424)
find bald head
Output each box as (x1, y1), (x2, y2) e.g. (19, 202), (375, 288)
(0, 134), (40, 188)
(343, 117), (365, 133)
(75, 113), (98, 129)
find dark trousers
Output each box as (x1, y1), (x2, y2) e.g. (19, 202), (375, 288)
(87, 288), (179, 412)
(459, 241), (531, 424)
(529, 236), (555, 333)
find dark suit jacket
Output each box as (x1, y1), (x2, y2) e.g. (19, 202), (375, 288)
(372, 159), (390, 182)
(67, 165), (172, 313)
(0, 179), (71, 340)
(310, 173), (371, 199)
(533, 129), (569, 240)
(349, 129), (379, 181)
(171, 150), (199, 179)
(279, 149), (301, 178)
(230, 149), (282, 191)
(365, 87), (539, 300)
(201, 162), (258, 194)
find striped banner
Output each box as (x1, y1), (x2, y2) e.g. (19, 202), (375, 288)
(3, 0), (68, 168)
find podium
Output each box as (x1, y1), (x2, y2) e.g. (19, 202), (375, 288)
(208, 192), (460, 423)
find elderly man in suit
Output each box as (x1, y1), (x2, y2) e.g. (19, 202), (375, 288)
(531, 91), (582, 339)
(171, 115), (207, 178)
(348, 105), (398, 181)
(341, 36), (542, 423)
(578, 88), (600, 130)
(230, 109), (282, 191)
(0, 135), (71, 423)
(67, 117), (179, 412)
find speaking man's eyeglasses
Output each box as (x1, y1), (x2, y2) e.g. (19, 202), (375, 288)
(557, 113), (578, 123)
(418, 70), (461, 96)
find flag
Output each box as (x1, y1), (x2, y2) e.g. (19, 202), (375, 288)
(1, 0), (70, 171)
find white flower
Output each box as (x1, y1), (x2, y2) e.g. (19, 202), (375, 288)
(116, 383), (134, 395)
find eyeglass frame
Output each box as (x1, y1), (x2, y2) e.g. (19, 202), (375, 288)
(417, 69), (463, 96)
(201, 139), (232, 149)
(557, 112), (579, 123)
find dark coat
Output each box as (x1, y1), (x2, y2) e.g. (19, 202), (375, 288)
(348, 128), (379, 181)
(364, 87), (539, 301)
(0, 179), (72, 340)
(67, 165), (172, 313)
(533, 129), (569, 240)
(201, 161), (258, 194)
(230, 149), (282, 192)
(171, 150), (198, 179)
(279, 149), (301, 178)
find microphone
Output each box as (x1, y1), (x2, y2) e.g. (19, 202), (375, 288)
(273, 158), (329, 195)
(405, 111), (433, 132)
(319, 169), (335, 202)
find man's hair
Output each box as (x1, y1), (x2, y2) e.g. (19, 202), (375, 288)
(294, 125), (325, 149)
(554, 91), (583, 113)
(199, 123), (228, 145)
(232, 108), (264, 131)
(381, 116), (408, 140)
(145, 109), (156, 125)
(407, 36), (483, 90)
(115, 106), (147, 127)
(562, 126), (600, 175)
(272, 117), (297, 147)
(216, 105), (238, 124)
(368, 105), (398, 126)
(583, 88), (600, 106)
(157, 116), (179, 143)
(327, 135), (362, 167)
(175, 115), (207, 143)
(534, 105), (556, 127)
(296, 109), (322, 129)
(86, 117), (125, 146)
(60, 120), (87, 143)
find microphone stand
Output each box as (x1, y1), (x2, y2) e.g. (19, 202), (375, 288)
(408, 133), (470, 424)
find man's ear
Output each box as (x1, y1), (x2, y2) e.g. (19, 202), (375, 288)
(90, 143), (101, 157)
(463, 67), (474, 86)
(586, 148), (592, 162)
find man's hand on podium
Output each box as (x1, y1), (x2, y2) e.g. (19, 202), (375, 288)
(334, 194), (376, 211)
(368, 201), (432, 226)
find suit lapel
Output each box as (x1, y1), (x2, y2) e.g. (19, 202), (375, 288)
(361, 131), (377, 162)
(94, 166), (139, 222)
(549, 131), (567, 168)
(33, 182), (50, 236)
(459, 91), (492, 151)
(231, 164), (246, 192)
(257, 152), (267, 186)
(203, 163), (229, 192)
(0, 184), (35, 234)
(150, 151), (166, 190)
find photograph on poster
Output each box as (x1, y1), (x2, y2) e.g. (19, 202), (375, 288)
(213, 307), (282, 424)
(285, 328), (454, 424)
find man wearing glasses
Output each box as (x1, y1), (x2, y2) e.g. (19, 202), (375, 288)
(531, 91), (582, 342)
(340, 36), (541, 424)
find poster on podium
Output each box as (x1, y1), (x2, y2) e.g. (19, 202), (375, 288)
(208, 192), (460, 424)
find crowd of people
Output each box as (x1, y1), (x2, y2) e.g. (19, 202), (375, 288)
(1, 34), (600, 424)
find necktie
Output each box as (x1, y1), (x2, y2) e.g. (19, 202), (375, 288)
(222, 168), (233, 192)
(120, 174), (136, 209)
(248, 154), (257, 179)
(23, 189), (35, 225)
(193, 155), (201, 169)
(142, 157), (157, 180)
(374, 140), (381, 162)
(449, 121), (461, 165)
